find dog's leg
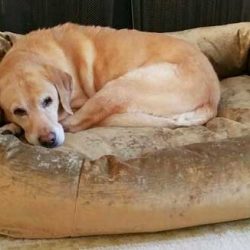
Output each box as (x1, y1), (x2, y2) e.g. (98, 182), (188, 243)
(61, 63), (219, 132)
(99, 104), (216, 128)
(62, 102), (215, 132)
(166, 104), (216, 126)
(60, 63), (176, 132)
(0, 123), (23, 135)
(61, 82), (129, 132)
(61, 92), (214, 132)
(99, 112), (176, 127)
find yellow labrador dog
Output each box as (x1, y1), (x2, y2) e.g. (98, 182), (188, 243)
(0, 23), (220, 147)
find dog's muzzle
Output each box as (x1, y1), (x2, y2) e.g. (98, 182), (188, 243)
(38, 131), (58, 148)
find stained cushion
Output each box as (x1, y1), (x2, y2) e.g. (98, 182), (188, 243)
(0, 23), (250, 238)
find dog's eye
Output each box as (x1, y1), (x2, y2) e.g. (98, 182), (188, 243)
(13, 108), (27, 116)
(42, 97), (53, 108)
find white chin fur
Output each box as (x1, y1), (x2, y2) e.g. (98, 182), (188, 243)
(54, 123), (65, 146)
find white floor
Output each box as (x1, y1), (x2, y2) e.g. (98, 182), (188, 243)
(1, 219), (250, 250)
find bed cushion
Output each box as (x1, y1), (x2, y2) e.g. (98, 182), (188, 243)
(0, 23), (250, 238)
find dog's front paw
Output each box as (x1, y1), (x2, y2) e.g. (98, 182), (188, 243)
(60, 116), (81, 133)
(60, 114), (78, 131)
(60, 117), (71, 132)
(0, 123), (23, 136)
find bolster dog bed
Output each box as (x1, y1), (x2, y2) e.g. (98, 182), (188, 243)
(0, 22), (250, 238)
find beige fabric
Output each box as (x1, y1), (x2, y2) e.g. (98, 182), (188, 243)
(171, 22), (250, 78)
(0, 23), (250, 238)
(0, 33), (11, 61)
(1, 220), (250, 249)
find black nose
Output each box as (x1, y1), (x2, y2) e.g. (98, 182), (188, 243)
(38, 132), (57, 148)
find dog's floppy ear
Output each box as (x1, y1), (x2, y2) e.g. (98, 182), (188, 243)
(44, 65), (73, 115)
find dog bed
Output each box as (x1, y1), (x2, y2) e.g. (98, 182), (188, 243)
(0, 22), (250, 238)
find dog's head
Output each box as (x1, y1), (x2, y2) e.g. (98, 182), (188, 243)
(0, 64), (73, 147)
